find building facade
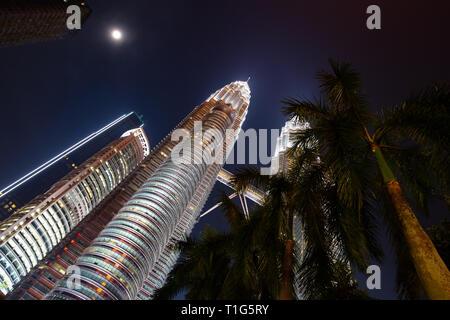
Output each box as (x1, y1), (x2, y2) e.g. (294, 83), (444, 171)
(0, 0), (91, 47)
(7, 148), (152, 300)
(7, 102), (217, 300)
(0, 128), (149, 295)
(0, 112), (143, 221)
(45, 81), (251, 300)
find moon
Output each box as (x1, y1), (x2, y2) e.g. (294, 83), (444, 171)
(111, 30), (123, 41)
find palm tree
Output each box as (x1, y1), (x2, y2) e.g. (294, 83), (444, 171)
(156, 181), (373, 300)
(154, 192), (281, 300)
(232, 146), (383, 300)
(317, 261), (374, 300)
(231, 169), (297, 300)
(153, 227), (232, 300)
(428, 219), (450, 268)
(282, 59), (450, 299)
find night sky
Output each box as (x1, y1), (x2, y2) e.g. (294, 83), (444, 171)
(0, 0), (449, 299)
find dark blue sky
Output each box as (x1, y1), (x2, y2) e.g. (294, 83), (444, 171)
(0, 0), (449, 299)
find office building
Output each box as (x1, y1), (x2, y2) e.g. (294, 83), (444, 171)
(0, 112), (143, 221)
(0, 127), (149, 295)
(0, 0), (91, 47)
(45, 81), (251, 300)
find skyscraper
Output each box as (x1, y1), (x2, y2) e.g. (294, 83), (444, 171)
(269, 119), (308, 299)
(45, 81), (251, 300)
(269, 119), (310, 176)
(269, 119), (345, 299)
(0, 0), (91, 47)
(0, 112), (143, 221)
(0, 127), (150, 295)
(7, 147), (152, 300)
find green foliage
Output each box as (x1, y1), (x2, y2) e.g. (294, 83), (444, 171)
(156, 60), (448, 301)
(315, 261), (374, 300)
(428, 219), (450, 269)
(153, 227), (232, 300)
(282, 59), (449, 299)
(154, 192), (283, 300)
(376, 84), (450, 211)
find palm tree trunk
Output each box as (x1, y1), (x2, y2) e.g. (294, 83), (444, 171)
(279, 239), (294, 300)
(373, 145), (450, 299)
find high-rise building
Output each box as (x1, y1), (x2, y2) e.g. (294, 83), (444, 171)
(269, 119), (308, 299)
(0, 127), (150, 295)
(7, 151), (152, 300)
(5, 81), (250, 300)
(45, 81), (251, 300)
(269, 118), (310, 176)
(269, 119), (344, 299)
(6, 104), (217, 299)
(0, 0), (91, 47)
(0, 112), (144, 221)
(7, 108), (208, 300)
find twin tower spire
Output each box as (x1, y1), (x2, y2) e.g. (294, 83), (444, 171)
(0, 81), (251, 300)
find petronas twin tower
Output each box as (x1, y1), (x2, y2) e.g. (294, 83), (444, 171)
(0, 81), (251, 300)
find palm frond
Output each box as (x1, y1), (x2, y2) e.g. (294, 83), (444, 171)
(376, 83), (450, 153)
(382, 146), (445, 215)
(281, 97), (330, 123)
(316, 58), (371, 119)
(218, 191), (246, 229)
(231, 166), (272, 193)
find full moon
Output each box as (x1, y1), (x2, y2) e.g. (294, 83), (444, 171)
(111, 30), (123, 41)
